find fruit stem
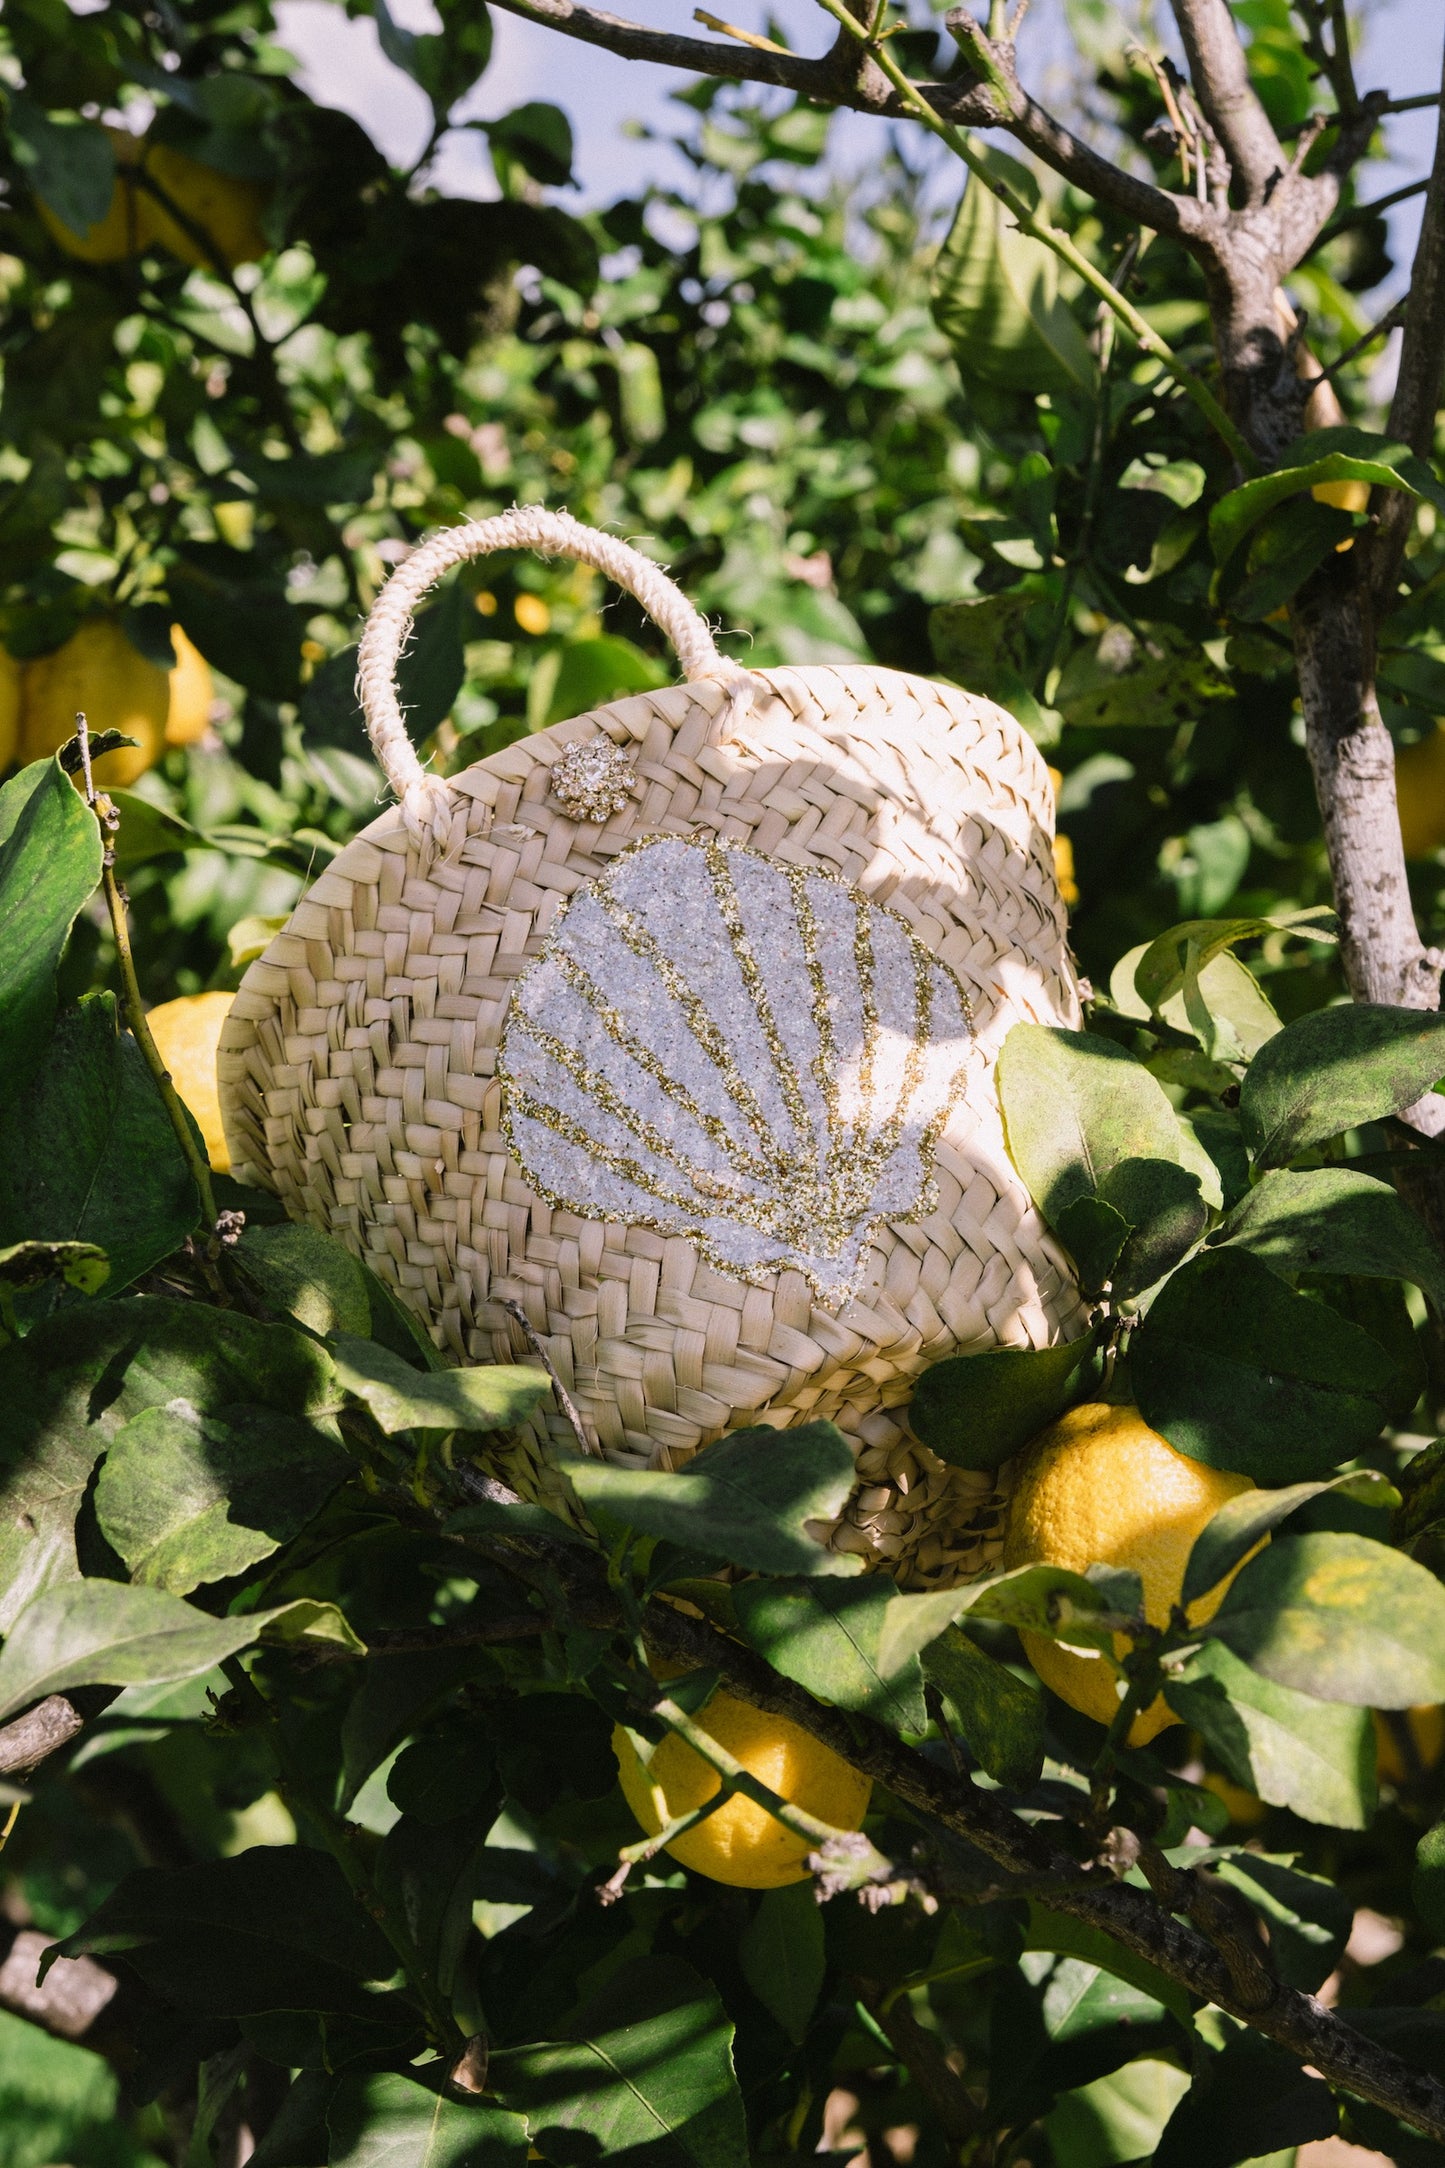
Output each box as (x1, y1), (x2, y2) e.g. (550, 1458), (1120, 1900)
(599, 1790), (733, 1902)
(74, 714), (225, 1288)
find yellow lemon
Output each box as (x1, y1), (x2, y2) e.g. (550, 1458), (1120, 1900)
(0, 649), (21, 772)
(136, 143), (268, 271)
(145, 991), (234, 1171)
(36, 128), (144, 262)
(1395, 723), (1445, 861)
(1312, 476), (1371, 554)
(1199, 1766), (1269, 1828)
(1046, 768), (1078, 906)
(165, 626), (214, 747)
(1374, 1705), (1445, 1788)
(20, 620), (168, 788)
(1003, 1403), (1257, 1746)
(613, 1691), (871, 1889)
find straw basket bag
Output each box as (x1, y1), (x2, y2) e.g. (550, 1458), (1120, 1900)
(219, 510), (1083, 1586)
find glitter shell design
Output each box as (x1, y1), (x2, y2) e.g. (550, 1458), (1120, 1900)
(498, 833), (976, 1305)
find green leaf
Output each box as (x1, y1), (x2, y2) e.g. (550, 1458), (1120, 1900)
(1046, 2062), (1191, 2168)
(485, 101), (575, 188)
(329, 2072), (528, 2168)
(1116, 944), (1282, 1064)
(0, 1239), (108, 1295)
(996, 1024), (1198, 1233)
(953, 1560), (1119, 1649)
(0, 1578), (342, 1724)
(571, 1421), (862, 1577)
(1166, 1639), (1374, 1828)
(1092, 1157), (1208, 1299)
(0, 1297), (338, 1631)
(9, 95), (116, 235)
(1208, 1851), (1351, 1993)
(1130, 913), (1332, 1021)
(921, 1624), (1045, 1789)
(930, 148), (1096, 397)
(1239, 1003), (1445, 1167)
(395, 579), (470, 738)
(375, 1811), (491, 2000)
(49, 1848), (398, 2019)
(1222, 492), (1354, 620)
(908, 1340), (1090, 1470)
(732, 1577), (929, 1732)
(0, 992), (200, 1304)
(1208, 1530), (1445, 1706)
(1211, 1165), (1445, 1310)
(108, 789), (201, 873)
(1051, 1194), (1131, 1298)
(1153, 2026), (1337, 2168)
(94, 1402), (352, 1594)
(236, 1224), (374, 1340)
(738, 1883), (825, 2043)
(1055, 634), (1228, 734)
(1025, 1906), (1191, 2026)
(491, 1956), (748, 2168)
(1130, 1248), (1402, 1482)
(1209, 425), (1445, 567)
(1182, 1467), (1400, 1609)
(1413, 1815), (1445, 1939)
(928, 591), (1054, 736)
(0, 758), (102, 1104)
(331, 1337), (549, 1433)
(536, 636), (666, 730)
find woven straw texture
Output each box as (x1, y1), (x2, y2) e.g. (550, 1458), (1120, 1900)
(221, 641), (1082, 1585)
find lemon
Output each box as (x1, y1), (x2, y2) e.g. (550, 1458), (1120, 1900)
(1047, 767), (1079, 907)
(1395, 723), (1445, 861)
(1312, 477), (1371, 516)
(0, 648), (21, 772)
(1003, 1403), (1257, 1746)
(1374, 1705), (1445, 1787)
(145, 991), (235, 1171)
(165, 626), (214, 747)
(137, 143), (268, 271)
(613, 1690), (871, 1888)
(21, 620), (169, 788)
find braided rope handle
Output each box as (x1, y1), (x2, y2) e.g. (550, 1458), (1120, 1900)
(355, 507), (756, 846)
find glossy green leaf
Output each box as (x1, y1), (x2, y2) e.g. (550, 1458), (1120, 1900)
(738, 1883), (824, 2043)
(1239, 1003), (1445, 1167)
(331, 1337), (549, 1433)
(10, 96), (116, 234)
(1181, 1467), (1399, 1610)
(996, 1024), (1196, 1232)
(1130, 913), (1333, 1021)
(0, 992), (200, 1304)
(1094, 1157), (1207, 1298)
(1209, 425), (1445, 566)
(908, 1340), (1090, 1470)
(0, 758), (103, 1105)
(0, 1579), (341, 1723)
(1130, 1248), (1401, 1482)
(1209, 1851), (1351, 1992)
(572, 1421), (861, 1577)
(1223, 492), (1354, 620)
(491, 1957), (748, 2168)
(1046, 2061), (1191, 2168)
(328, 2072), (527, 2168)
(955, 1560), (1121, 1649)
(50, 1848), (398, 2019)
(0, 1238), (108, 1295)
(94, 1402), (352, 1594)
(1153, 2026), (1337, 2168)
(1211, 1165), (1445, 1310)
(536, 634), (666, 729)
(1115, 941), (1282, 1063)
(732, 1577), (928, 1731)
(1413, 1816), (1445, 1939)
(931, 148), (1096, 397)
(236, 1223), (374, 1340)
(1051, 1193), (1130, 1297)
(1208, 1530), (1445, 1706)
(1168, 1637), (1375, 1826)
(0, 1298), (339, 1633)
(1024, 1906), (1191, 2026)
(108, 789), (201, 872)
(922, 1624), (1045, 1789)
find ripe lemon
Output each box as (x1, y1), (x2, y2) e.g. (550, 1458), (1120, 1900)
(145, 991), (234, 1171)
(21, 620), (169, 788)
(0, 648), (21, 771)
(136, 143), (268, 271)
(1003, 1403), (1257, 1746)
(1395, 723), (1445, 861)
(165, 627), (214, 747)
(37, 130), (266, 271)
(1047, 768), (1079, 906)
(613, 1690), (871, 1888)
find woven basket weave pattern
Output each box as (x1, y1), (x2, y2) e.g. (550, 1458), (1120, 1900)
(221, 658), (1082, 1583)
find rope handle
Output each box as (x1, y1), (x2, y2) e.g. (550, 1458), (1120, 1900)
(355, 507), (756, 847)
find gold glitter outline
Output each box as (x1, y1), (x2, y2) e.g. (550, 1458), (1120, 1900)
(498, 832), (977, 1306)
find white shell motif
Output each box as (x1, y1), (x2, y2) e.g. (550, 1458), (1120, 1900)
(498, 834), (976, 1306)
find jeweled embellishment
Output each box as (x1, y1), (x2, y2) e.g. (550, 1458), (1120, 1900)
(497, 834), (975, 1304)
(548, 737), (637, 823)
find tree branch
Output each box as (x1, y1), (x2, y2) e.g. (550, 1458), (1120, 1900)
(1374, 20), (1445, 610)
(1170, 0), (1286, 203)
(0, 1696), (83, 1778)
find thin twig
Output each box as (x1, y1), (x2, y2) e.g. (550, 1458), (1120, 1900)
(498, 1296), (598, 1456)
